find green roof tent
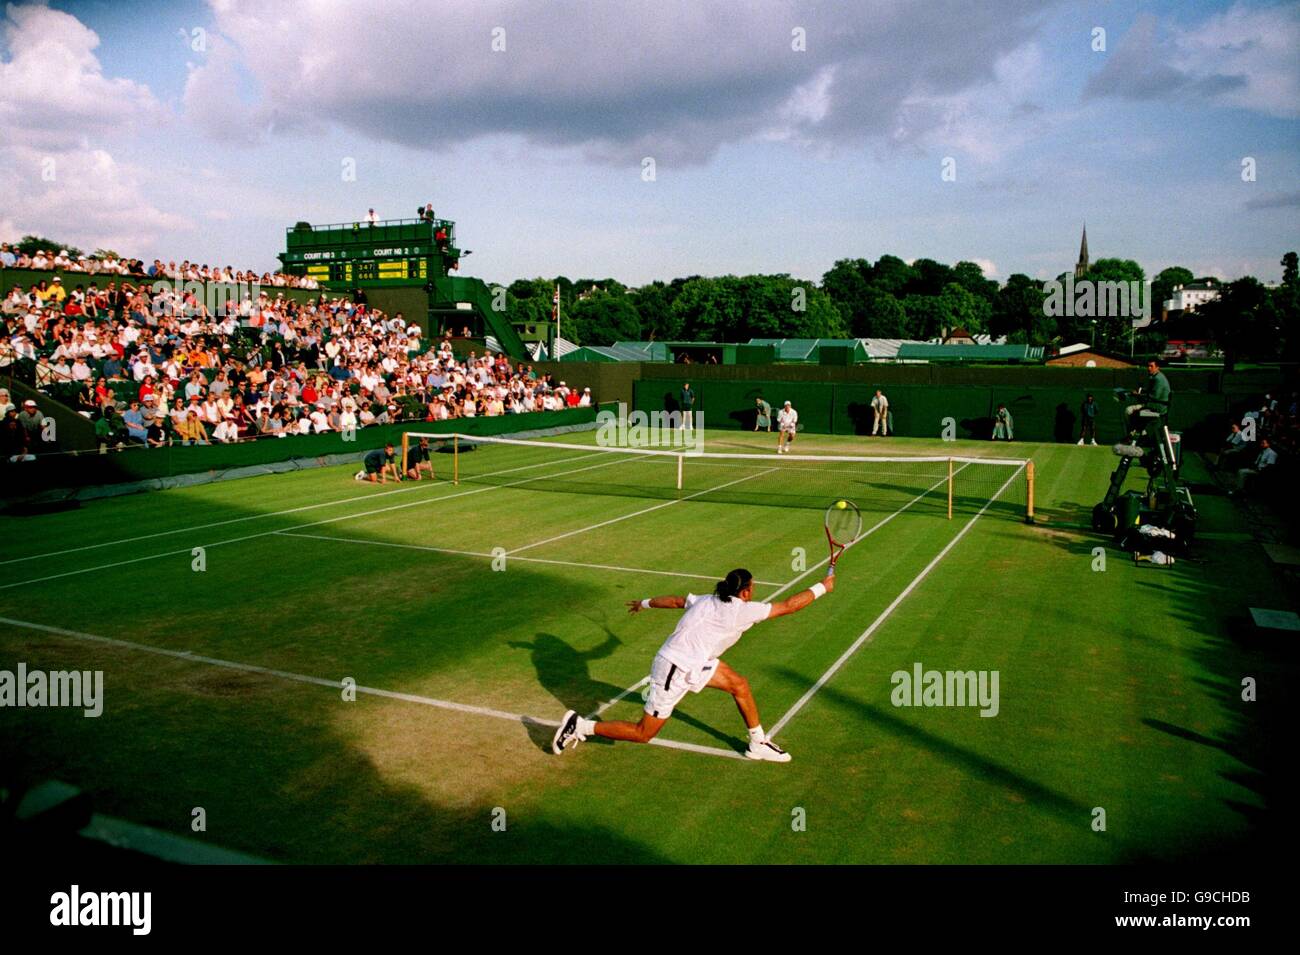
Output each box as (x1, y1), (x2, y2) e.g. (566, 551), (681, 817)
(560, 345), (643, 362)
(747, 338), (871, 362)
(894, 343), (1045, 363)
(610, 341), (673, 361)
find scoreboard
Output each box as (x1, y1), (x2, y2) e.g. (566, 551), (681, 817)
(302, 255), (429, 284)
(280, 217), (457, 289)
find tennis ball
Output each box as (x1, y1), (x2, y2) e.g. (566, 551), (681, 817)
(836, 500), (847, 510)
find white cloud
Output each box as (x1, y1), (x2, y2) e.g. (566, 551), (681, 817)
(0, 1), (165, 148)
(0, 3), (187, 250)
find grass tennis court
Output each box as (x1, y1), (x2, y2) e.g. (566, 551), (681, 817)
(0, 429), (1290, 863)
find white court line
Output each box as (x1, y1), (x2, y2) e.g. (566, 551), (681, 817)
(590, 676), (649, 718)
(505, 467), (778, 555)
(0, 451), (637, 592)
(277, 531), (783, 587)
(584, 464), (969, 719)
(767, 464), (1025, 739)
(0, 614), (741, 761)
(0, 445), (607, 567)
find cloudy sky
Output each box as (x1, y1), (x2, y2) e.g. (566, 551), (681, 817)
(2, 0), (1297, 285)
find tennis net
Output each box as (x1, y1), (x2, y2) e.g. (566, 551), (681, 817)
(402, 432), (1034, 521)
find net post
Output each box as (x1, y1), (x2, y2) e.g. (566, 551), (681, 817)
(947, 457), (954, 520)
(676, 453), (684, 491)
(453, 434), (459, 485)
(401, 431), (409, 476)
(1025, 459), (1035, 524)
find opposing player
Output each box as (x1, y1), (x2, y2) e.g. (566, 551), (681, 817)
(404, 436), (435, 481)
(776, 400), (798, 454)
(355, 443), (402, 484)
(551, 568), (835, 762)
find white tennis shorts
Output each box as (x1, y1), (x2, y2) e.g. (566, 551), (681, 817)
(643, 653), (719, 718)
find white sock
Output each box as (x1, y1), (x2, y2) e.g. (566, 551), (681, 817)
(748, 725), (766, 742)
(576, 717), (597, 737)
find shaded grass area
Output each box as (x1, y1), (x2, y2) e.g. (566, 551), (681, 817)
(0, 430), (1293, 863)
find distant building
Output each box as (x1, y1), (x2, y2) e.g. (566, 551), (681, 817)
(1074, 224), (1089, 279)
(941, 326), (976, 345)
(1163, 280), (1220, 315)
(1047, 343), (1134, 368)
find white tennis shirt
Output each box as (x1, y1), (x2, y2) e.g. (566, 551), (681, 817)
(657, 594), (773, 670)
(778, 407), (798, 431)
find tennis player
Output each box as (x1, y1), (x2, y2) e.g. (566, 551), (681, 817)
(551, 568), (835, 762)
(776, 400), (798, 454)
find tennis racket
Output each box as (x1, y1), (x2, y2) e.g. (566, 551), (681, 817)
(824, 499), (862, 574)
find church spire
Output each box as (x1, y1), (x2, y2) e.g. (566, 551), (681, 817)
(1074, 223), (1090, 278)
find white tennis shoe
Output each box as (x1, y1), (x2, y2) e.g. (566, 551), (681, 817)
(745, 737), (792, 762)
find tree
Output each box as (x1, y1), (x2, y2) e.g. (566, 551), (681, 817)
(852, 287), (908, 337)
(16, 235), (82, 258)
(1202, 277), (1280, 371)
(628, 281), (681, 340)
(868, 255), (918, 297)
(1077, 257), (1146, 349)
(906, 258), (954, 297)
(991, 274), (1049, 343)
(900, 294), (949, 340)
(937, 281), (990, 335)
(1274, 252), (1299, 361)
(568, 288), (640, 345)
(952, 261), (999, 305)
(820, 259), (873, 334)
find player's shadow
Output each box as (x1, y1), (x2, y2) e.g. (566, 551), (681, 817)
(510, 631), (626, 717)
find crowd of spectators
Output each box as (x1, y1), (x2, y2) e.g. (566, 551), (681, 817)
(1, 242), (320, 290)
(1, 277), (591, 459)
(1208, 390), (1296, 497)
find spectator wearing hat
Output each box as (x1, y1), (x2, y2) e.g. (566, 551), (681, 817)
(122, 400), (148, 444)
(17, 399), (44, 448)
